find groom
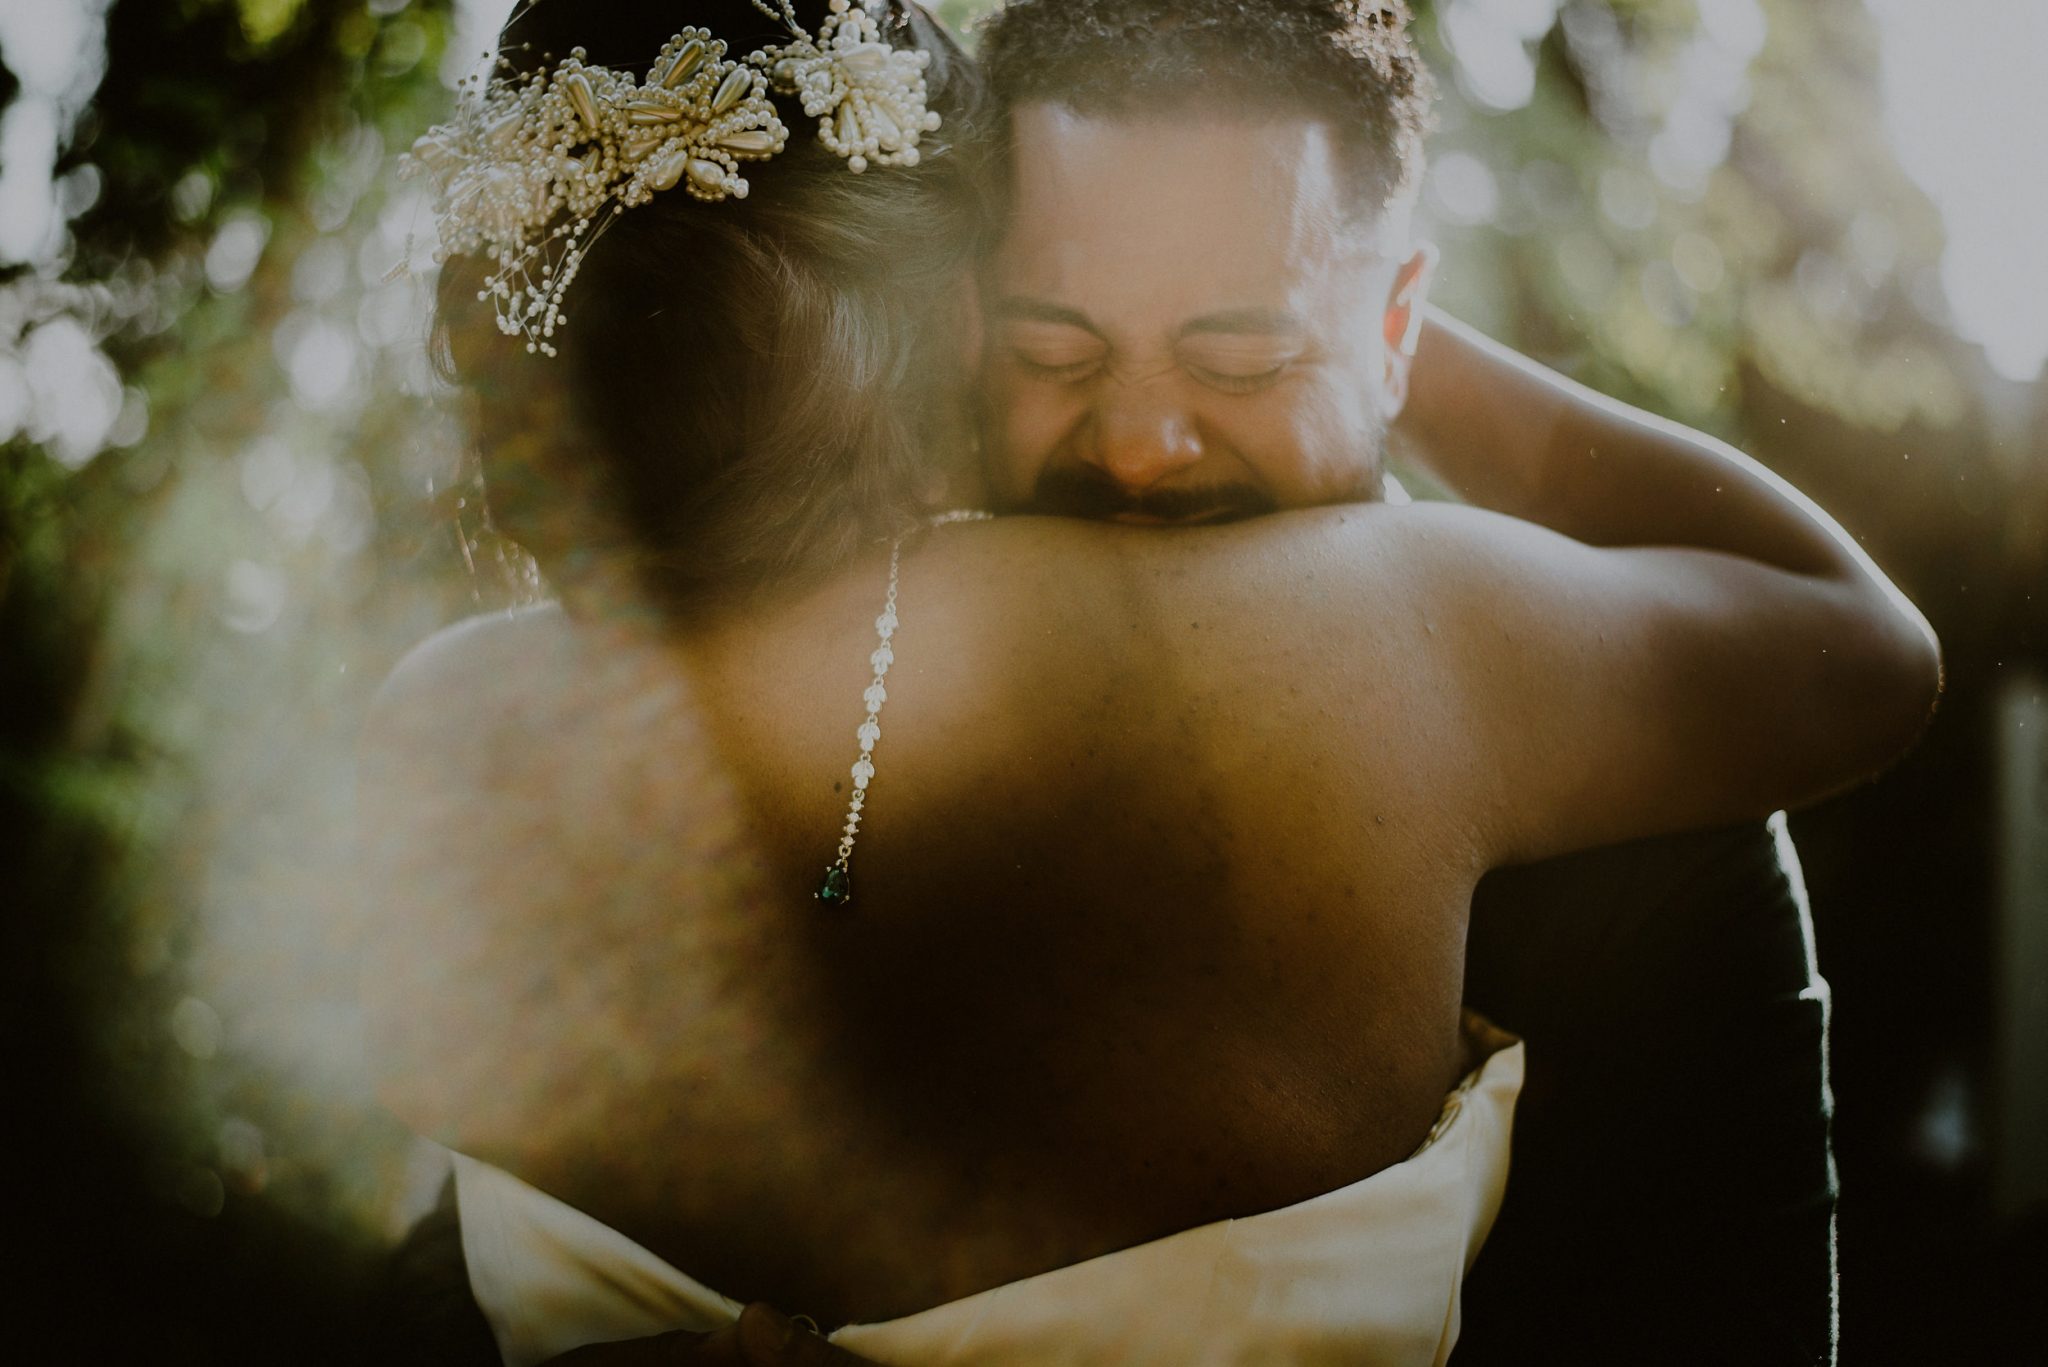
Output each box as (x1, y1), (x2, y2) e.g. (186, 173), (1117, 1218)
(969, 3), (1837, 1363)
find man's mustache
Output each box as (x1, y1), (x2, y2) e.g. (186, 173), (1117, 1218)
(1025, 466), (1281, 525)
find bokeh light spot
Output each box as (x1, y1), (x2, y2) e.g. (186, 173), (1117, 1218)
(1870, 0), (2048, 381)
(172, 997), (224, 1061)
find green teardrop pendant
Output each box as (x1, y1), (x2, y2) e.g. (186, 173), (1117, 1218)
(816, 866), (852, 906)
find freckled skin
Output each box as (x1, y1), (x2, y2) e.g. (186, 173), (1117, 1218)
(364, 508), (1928, 1326)
(364, 524), (1479, 1325)
(361, 112), (1935, 1333)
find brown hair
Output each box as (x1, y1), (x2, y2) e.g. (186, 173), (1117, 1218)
(979, 0), (1435, 219)
(435, 1), (993, 616)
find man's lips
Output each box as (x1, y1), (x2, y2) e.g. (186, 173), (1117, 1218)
(1027, 467), (1280, 525)
(1107, 508), (1236, 526)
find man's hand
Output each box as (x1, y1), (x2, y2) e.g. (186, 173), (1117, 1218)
(541, 1303), (880, 1367)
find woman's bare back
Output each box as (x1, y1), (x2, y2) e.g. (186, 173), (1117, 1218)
(361, 514), (1487, 1325)
(362, 490), (1932, 1323)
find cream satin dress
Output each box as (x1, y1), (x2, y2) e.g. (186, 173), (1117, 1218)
(453, 1012), (1522, 1366)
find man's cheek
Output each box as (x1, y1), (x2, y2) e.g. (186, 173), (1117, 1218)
(1206, 396), (1317, 507)
(1294, 399), (1383, 502)
(993, 388), (1078, 496)
(1225, 402), (1358, 507)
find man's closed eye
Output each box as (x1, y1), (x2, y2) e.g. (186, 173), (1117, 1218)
(1003, 323), (1108, 384)
(1176, 337), (1301, 394)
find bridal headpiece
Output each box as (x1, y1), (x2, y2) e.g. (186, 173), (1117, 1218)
(402, 0), (941, 356)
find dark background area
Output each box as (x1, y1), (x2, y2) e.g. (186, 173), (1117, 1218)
(4, 1), (2043, 1360)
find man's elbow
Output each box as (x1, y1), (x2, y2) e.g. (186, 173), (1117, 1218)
(1778, 584), (1942, 809)
(1848, 596), (1944, 777)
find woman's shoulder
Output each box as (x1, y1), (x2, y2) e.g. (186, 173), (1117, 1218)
(363, 602), (633, 760)
(895, 503), (1447, 703)
(873, 506), (1460, 814)
(370, 603), (570, 710)
(910, 502), (1440, 612)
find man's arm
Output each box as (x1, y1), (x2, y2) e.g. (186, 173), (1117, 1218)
(1377, 307), (1941, 858)
(1120, 303), (1942, 864)
(1396, 307), (1914, 583)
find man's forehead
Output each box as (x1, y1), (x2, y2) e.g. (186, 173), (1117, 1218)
(997, 103), (1398, 324)
(1006, 105), (1355, 241)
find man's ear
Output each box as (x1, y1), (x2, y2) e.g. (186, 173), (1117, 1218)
(1378, 242), (1439, 418)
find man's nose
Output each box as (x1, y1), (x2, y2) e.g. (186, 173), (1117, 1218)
(1089, 379), (1203, 491)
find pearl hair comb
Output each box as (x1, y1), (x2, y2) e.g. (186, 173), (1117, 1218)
(401, 0), (941, 356)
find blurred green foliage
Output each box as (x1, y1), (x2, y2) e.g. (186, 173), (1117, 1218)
(5, 0), (487, 1305)
(0, 0), (2040, 1357)
(1422, 0), (1966, 436)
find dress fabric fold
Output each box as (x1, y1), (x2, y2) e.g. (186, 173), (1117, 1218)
(455, 1011), (1524, 1367)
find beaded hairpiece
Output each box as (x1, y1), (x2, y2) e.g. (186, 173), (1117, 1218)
(401, 0), (941, 356)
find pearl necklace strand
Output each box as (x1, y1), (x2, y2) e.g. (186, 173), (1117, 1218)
(816, 509), (992, 907)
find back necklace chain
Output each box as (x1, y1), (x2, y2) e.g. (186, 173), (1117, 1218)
(814, 509), (993, 907)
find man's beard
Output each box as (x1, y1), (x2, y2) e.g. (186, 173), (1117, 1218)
(1022, 465), (1282, 525)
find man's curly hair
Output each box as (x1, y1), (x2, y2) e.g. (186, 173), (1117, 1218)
(979, 0), (1436, 217)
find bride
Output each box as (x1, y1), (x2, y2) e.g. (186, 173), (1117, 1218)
(360, 1), (1938, 1362)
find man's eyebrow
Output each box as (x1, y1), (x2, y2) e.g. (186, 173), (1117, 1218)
(1175, 308), (1307, 339)
(993, 298), (1107, 338)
